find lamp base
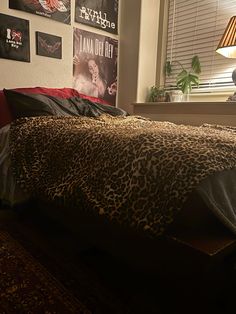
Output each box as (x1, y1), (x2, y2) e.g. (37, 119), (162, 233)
(227, 69), (236, 101)
(232, 68), (236, 85)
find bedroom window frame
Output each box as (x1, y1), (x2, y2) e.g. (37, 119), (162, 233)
(158, 0), (236, 101)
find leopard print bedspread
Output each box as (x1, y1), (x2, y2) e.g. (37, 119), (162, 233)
(9, 115), (236, 237)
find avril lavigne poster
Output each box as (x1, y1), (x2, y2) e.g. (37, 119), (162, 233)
(9, 0), (71, 24)
(75, 0), (118, 34)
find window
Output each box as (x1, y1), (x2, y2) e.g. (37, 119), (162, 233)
(165, 0), (236, 93)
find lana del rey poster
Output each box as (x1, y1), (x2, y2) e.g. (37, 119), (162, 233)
(9, 0), (71, 25)
(0, 13), (30, 62)
(73, 28), (118, 106)
(75, 0), (119, 34)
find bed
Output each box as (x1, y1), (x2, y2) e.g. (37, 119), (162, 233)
(1, 86), (236, 277)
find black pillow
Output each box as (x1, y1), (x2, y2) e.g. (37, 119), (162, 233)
(3, 89), (56, 119)
(3, 89), (129, 120)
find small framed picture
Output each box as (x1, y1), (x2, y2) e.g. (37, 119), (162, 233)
(36, 32), (62, 59)
(0, 13), (30, 62)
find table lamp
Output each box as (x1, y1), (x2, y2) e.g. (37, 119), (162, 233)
(216, 16), (236, 84)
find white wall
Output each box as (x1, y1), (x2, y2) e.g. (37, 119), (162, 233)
(118, 0), (160, 112)
(137, 0), (160, 102)
(0, 0), (160, 110)
(117, 0), (141, 112)
(0, 0), (73, 88)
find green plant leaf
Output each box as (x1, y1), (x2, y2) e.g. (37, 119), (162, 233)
(176, 71), (200, 93)
(176, 70), (188, 82)
(177, 80), (189, 94)
(165, 61), (172, 76)
(191, 55), (201, 74)
(166, 56), (201, 94)
(147, 86), (166, 102)
(188, 73), (199, 86)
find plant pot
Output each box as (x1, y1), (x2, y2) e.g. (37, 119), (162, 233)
(169, 90), (183, 102)
(156, 96), (167, 102)
(182, 92), (190, 102)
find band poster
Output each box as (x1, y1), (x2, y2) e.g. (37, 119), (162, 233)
(75, 0), (118, 34)
(9, 0), (71, 25)
(73, 28), (118, 106)
(0, 13), (30, 62)
(36, 32), (62, 59)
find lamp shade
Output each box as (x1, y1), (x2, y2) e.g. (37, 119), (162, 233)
(216, 16), (236, 58)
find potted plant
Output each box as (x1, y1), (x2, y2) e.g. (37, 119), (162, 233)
(165, 55), (201, 96)
(147, 86), (167, 102)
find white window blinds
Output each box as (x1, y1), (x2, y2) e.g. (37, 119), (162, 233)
(165, 0), (236, 91)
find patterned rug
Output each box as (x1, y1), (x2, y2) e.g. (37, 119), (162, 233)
(0, 230), (90, 313)
(0, 214), (132, 314)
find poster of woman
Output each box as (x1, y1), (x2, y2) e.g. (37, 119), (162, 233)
(9, 0), (71, 25)
(75, 0), (119, 34)
(73, 28), (118, 106)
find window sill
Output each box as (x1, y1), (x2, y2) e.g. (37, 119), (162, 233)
(132, 101), (236, 114)
(131, 101), (236, 126)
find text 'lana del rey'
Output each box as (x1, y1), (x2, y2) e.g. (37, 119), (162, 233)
(79, 35), (114, 59)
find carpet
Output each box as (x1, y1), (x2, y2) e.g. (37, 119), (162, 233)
(0, 230), (90, 314)
(0, 215), (130, 314)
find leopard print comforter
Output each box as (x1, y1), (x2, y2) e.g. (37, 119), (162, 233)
(9, 115), (236, 237)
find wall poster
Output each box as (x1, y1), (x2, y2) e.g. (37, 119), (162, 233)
(9, 0), (71, 25)
(36, 32), (62, 59)
(75, 0), (119, 34)
(0, 13), (30, 62)
(73, 28), (118, 106)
